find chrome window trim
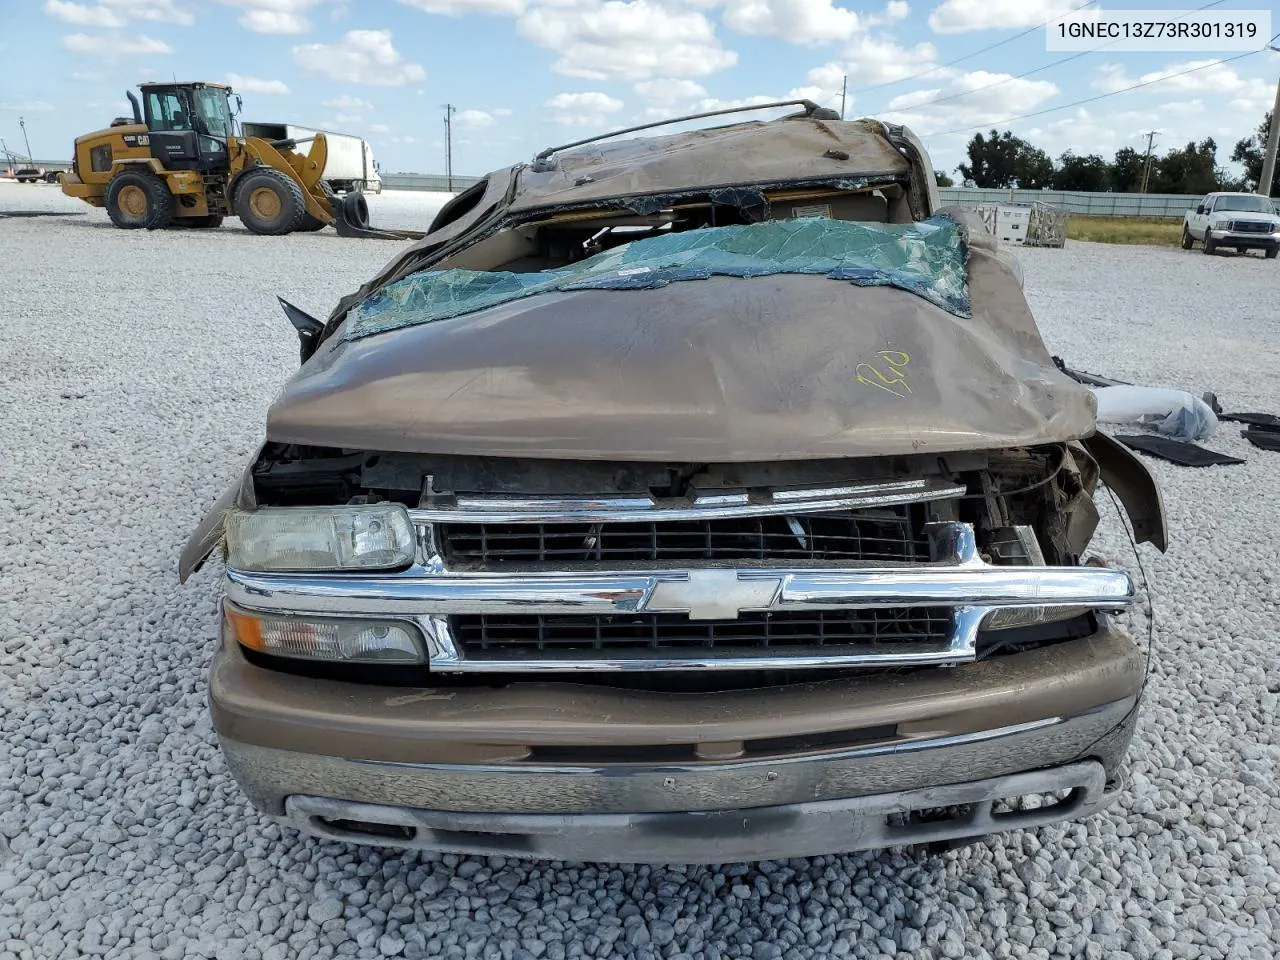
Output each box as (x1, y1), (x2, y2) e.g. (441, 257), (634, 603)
(412, 477), (963, 524)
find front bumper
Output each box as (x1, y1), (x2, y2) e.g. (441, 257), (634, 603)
(1208, 228), (1280, 250)
(211, 624), (1144, 862)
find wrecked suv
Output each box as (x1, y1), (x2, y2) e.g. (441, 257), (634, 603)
(182, 102), (1167, 863)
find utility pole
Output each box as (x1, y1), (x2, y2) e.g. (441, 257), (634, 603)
(442, 103), (456, 192)
(1258, 47), (1280, 197)
(1139, 130), (1159, 194)
(19, 116), (32, 161)
(840, 75), (847, 120)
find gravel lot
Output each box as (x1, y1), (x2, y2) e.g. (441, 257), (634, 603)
(2, 180), (1278, 960)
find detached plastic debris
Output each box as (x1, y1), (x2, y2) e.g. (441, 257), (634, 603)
(1092, 385), (1219, 441)
(1221, 412), (1280, 429)
(1242, 425), (1280, 452)
(1117, 435), (1245, 467)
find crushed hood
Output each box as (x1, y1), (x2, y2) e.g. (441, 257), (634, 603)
(266, 240), (1096, 462)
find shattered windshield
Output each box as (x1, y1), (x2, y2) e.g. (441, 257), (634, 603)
(344, 216), (970, 342)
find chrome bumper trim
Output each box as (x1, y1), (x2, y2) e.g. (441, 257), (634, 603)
(221, 694), (1135, 816)
(226, 565), (1133, 616)
(278, 760), (1116, 863)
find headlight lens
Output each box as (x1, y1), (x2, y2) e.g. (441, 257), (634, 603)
(983, 604), (1090, 631)
(983, 524), (1093, 631)
(225, 504), (415, 572)
(224, 603), (424, 663)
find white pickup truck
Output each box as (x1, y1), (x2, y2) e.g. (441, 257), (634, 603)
(1181, 191), (1280, 258)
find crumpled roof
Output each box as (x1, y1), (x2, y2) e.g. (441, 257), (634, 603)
(344, 216), (970, 341)
(509, 118), (912, 214)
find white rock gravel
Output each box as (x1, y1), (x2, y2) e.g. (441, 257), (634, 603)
(1, 180), (1278, 959)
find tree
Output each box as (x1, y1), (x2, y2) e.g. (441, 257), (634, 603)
(935, 169), (954, 187)
(1148, 138), (1221, 195)
(1015, 146), (1054, 189)
(1109, 147), (1146, 192)
(1231, 111), (1279, 195)
(958, 129), (1056, 189)
(958, 130), (1022, 187)
(1052, 151), (1109, 191)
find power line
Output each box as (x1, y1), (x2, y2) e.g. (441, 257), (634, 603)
(847, 0), (1098, 97)
(926, 48), (1264, 138)
(878, 0), (1227, 115)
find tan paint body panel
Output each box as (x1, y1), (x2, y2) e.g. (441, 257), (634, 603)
(267, 238), (1096, 461)
(210, 623), (1142, 767)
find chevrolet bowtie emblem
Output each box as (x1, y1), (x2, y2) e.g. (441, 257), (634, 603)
(646, 570), (783, 620)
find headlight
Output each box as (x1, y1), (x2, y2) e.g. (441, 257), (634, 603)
(983, 604), (1089, 631)
(225, 504), (415, 572)
(982, 524), (1093, 631)
(224, 603), (425, 663)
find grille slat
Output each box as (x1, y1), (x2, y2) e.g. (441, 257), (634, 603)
(442, 506), (931, 566)
(452, 608), (952, 656)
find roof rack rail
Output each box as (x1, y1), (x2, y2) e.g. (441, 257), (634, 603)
(532, 99), (840, 167)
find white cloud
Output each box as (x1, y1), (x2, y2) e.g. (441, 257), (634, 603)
(928, 0), (1076, 34)
(332, 112), (362, 125)
(545, 90), (625, 125)
(0, 100), (56, 112)
(62, 32), (173, 57)
(881, 0), (908, 21)
(518, 0), (737, 80)
(1092, 59), (1273, 113)
(226, 73), (290, 94)
(369, 122), (391, 133)
(323, 94), (373, 111)
(293, 29), (426, 85)
(44, 1), (126, 27)
(721, 0), (860, 45)
(634, 78), (706, 102)
(45, 0), (192, 26)
(457, 108), (497, 129)
(802, 31), (940, 99)
(492, 107), (513, 117)
(879, 70), (1059, 137)
(102, 0), (192, 23)
(399, 0), (524, 14)
(218, 0), (327, 34)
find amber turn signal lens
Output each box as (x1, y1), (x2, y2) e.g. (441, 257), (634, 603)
(222, 603), (424, 663)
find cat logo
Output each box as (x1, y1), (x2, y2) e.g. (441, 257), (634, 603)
(121, 134), (150, 148)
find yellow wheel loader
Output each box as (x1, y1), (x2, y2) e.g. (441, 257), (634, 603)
(60, 81), (421, 239)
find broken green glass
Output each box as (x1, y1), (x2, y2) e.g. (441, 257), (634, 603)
(344, 215), (970, 341)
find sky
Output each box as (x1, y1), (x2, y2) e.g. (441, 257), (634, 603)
(2, 0), (1277, 179)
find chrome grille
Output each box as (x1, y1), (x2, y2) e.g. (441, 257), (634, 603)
(450, 608), (952, 655)
(441, 505), (932, 566)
